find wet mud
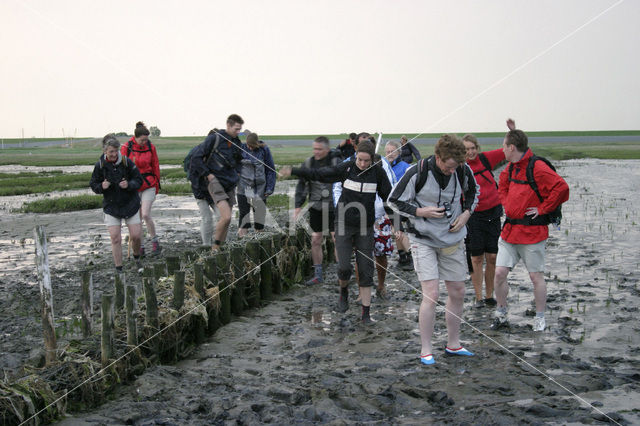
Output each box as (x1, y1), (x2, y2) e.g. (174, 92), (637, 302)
(1, 160), (639, 424)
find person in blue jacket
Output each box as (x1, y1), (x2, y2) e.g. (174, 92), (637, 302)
(237, 132), (276, 237)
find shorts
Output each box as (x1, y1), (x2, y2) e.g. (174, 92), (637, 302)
(104, 211), (141, 227)
(140, 187), (156, 202)
(410, 238), (467, 282)
(309, 208), (335, 234)
(373, 217), (394, 257)
(466, 213), (501, 256)
(496, 238), (546, 272)
(207, 176), (236, 206)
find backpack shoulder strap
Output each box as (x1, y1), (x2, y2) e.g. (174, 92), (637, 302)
(414, 156), (432, 193)
(477, 153), (491, 173)
(526, 156), (550, 202)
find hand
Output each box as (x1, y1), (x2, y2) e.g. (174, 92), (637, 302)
(448, 210), (471, 233)
(416, 206), (445, 218)
(279, 166), (292, 178)
(207, 174), (214, 182)
(102, 180), (111, 190)
(293, 207), (301, 221)
(525, 207), (539, 219)
(506, 118), (516, 131)
(119, 179), (128, 189)
(264, 192), (272, 198)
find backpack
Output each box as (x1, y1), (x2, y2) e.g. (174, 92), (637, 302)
(474, 153), (498, 189)
(183, 133), (221, 175)
(507, 155), (563, 226)
(125, 140), (157, 187)
(415, 156), (466, 194)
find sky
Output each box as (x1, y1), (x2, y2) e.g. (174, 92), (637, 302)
(1, 0), (638, 138)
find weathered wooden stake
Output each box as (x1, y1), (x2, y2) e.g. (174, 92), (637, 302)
(215, 252), (231, 325)
(259, 236), (273, 300)
(143, 277), (160, 355)
(204, 256), (216, 285)
(194, 262), (205, 298)
(173, 270), (185, 310)
(125, 285), (137, 346)
(271, 234), (283, 294)
(153, 262), (165, 280)
(230, 246), (245, 315)
(81, 270), (93, 338)
(166, 256), (180, 275)
(114, 272), (125, 311)
(101, 294), (114, 366)
(246, 240), (261, 308)
(34, 225), (57, 365)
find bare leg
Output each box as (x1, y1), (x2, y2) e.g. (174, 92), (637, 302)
(444, 281), (465, 349)
(140, 199), (156, 238)
(213, 200), (232, 251)
(484, 253), (497, 299)
(359, 286), (371, 307)
(311, 232), (323, 266)
(470, 254), (484, 301)
(108, 225), (123, 267)
(419, 279), (439, 356)
(530, 271), (547, 312)
(126, 222), (142, 256)
(494, 266), (510, 308)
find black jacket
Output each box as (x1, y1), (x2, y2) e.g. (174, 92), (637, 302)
(190, 130), (243, 201)
(292, 160), (392, 228)
(90, 153), (142, 219)
(400, 142), (421, 164)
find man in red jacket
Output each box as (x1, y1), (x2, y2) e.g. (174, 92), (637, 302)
(492, 128), (569, 332)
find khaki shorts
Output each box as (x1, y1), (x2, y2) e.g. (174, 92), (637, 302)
(207, 176), (236, 206)
(140, 187), (156, 202)
(104, 211), (141, 227)
(410, 238), (467, 282)
(496, 238), (546, 272)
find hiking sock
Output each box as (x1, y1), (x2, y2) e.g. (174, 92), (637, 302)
(115, 265), (123, 272)
(340, 286), (349, 299)
(497, 306), (508, 315)
(536, 312), (544, 318)
(313, 264), (323, 279)
(361, 305), (370, 320)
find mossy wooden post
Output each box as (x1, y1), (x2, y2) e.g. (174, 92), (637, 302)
(173, 270), (185, 310)
(230, 246), (245, 315)
(34, 225), (57, 365)
(271, 234), (283, 294)
(259, 236), (273, 300)
(143, 277), (160, 355)
(296, 226), (311, 280)
(203, 255), (221, 332)
(153, 262), (165, 280)
(101, 294), (114, 366)
(215, 252), (231, 325)
(166, 256), (180, 275)
(114, 273), (125, 311)
(194, 262), (205, 299)
(125, 285), (137, 346)
(245, 240), (261, 308)
(81, 270), (93, 338)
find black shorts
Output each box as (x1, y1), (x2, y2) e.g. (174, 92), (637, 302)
(309, 208), (335, 234)
(467, 206), (502, 256)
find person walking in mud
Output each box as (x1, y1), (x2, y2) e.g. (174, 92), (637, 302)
(121, 121), (162, 256)
(400, 135), (421, 164)
(492, 125), (569, 332)
(236, 132), (275, 237)
(90, 134), (144, 272)
(280, 140), (393, 324)
(189, 114), (245, 251)
(462, 130), (507, 308)
(294, 136), (341, 285)
(388, 135), (479, 365)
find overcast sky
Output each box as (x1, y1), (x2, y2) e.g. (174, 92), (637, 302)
(1, 0), (638, 138)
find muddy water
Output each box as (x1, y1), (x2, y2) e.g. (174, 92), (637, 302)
(1, 160), (639, 424)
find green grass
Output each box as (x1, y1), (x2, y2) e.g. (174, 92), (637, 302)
(0, 171), (93, 196)
(266, 194), (290, 209)
(19, 195), (102, 213)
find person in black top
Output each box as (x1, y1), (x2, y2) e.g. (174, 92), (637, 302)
(281, 141), (392, 324)
(400, 135), (421, 164)
(337, 132), (357, 159)
(90, 134), (144, 272)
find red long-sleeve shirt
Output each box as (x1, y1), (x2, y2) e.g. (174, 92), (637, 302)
(466, 148), (504, 212)
(499, 149), (569, 244)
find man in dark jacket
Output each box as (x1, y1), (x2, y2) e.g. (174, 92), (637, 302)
(400, 135), (421, 164)
(90, 134), (144, 272)
(189, 114), (244, 250)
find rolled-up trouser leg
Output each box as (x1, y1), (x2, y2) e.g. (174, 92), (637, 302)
(197, 199), (214, 246)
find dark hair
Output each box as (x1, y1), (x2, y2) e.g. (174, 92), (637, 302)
(208, 128), (219, 136)
(356, 140), (375, 159)
(435, 134), (466, 164)
(102, 133), (120, 150)
(462, 134), (479, 149)
(505, 129), (528, 152)
(246, 132), (265, 149)
(349, 132), (357, 140)
(134, 121), (150, 138)
(356, 132), (371, 146)
(227, 114), (244, 126)
(314, 136), (330, 148)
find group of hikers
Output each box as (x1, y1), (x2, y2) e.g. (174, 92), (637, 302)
(90, 114), (569, 366)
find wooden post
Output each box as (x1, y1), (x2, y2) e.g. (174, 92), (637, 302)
(101, 294), (114, 366)
(173, 270), (185, 310)
(114, 272), (125, 311)
(271, 234), (283, 294)
(153, 262), (165, 280)
(125, 285), (137, 346)
(34, 225), (57, 365)
(194, 262), (205, 299)
(143, 277), (159, 355)
(245, 240), (261, 308)
(216, 252), (231, 325)
(230, 246), (245, 315)
(259, 236), (273, 300)
(204, 256), (216, 285)
(166, 256), (180, 275)
(143, 265), (154, 279)
(81, 270), (93, 338)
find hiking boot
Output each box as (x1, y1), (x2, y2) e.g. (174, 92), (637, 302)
(533, 316), (546, 332)
(484, 297), (497, 307)
(139, 245), (146, 258)
(361, 315), (373, 325)
(474, 299), (485, 309)
(337, 295), (349, 313)
(152, 240), (162, 255)
(305, 276), (322, 286)
(491, 310), (509, 330)
(401, 253), (414, 271)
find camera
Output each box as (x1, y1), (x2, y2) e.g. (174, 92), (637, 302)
(442, 202), (453, 219)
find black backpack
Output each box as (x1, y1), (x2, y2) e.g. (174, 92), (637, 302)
(183, 133), (221, 176)
(507, 155), (563, 226)
(415, 155), (466, 194)
(474, 153), (498, 189)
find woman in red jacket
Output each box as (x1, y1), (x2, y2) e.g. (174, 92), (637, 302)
(462, 133), (506, 308)
(121, 122), (161, 255)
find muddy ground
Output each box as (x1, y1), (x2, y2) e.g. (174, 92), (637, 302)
(1, 159), (639, 424)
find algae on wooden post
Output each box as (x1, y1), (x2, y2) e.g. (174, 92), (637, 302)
(125, 285), (137, 346)
(230, 246), (245, 315)
(173, 270), (185, 310)
(114, 272), (125, 311)
(245, 240), (261, 308)
(193, 262), (205, 299)
(166, 256), (180, 275)
(153, 262), (165, 280)
(215, 251), (232, 325)
(81, 270), (93, 338)
(143, 277), (160, 355)
(259, 236), (273, 300)
(34, 225), (57, 365)
(101, 294), (114, 366)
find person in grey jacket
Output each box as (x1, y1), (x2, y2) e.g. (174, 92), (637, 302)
(388, 134), (479, 366)
(237, 133), (276, 237)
